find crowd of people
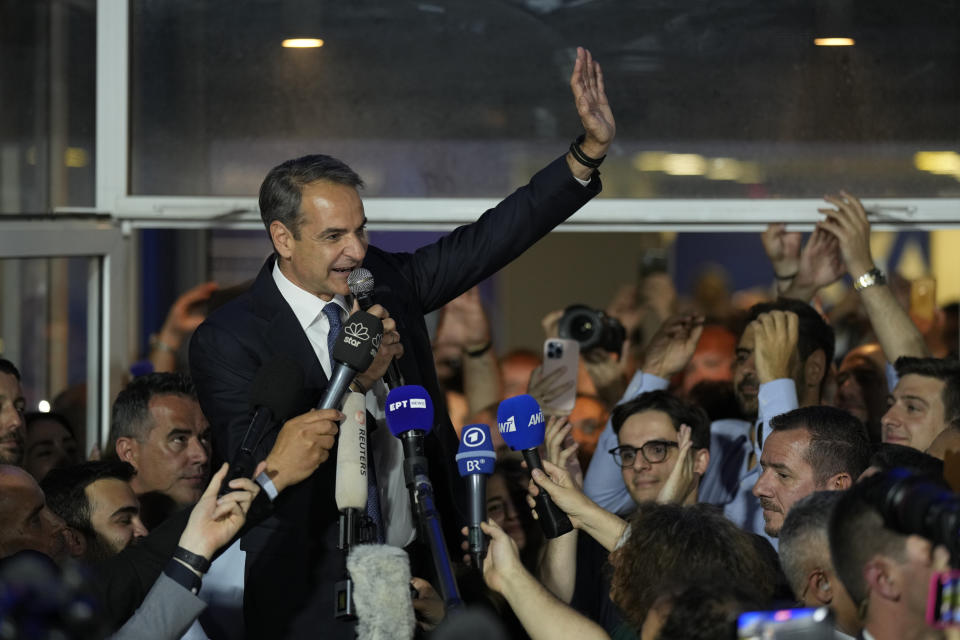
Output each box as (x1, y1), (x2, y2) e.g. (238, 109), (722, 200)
(2, 46), (960, 640)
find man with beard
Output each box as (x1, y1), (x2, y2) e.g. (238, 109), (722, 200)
(0, 359), (26, 466)
(42, 460), (149, 561)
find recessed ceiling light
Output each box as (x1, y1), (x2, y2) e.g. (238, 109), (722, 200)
(282, 38), (324, 48)
(814, 37), (855, 47)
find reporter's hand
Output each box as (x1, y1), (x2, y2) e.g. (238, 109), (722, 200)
(262, 408), (342, 492)
(410, 577), (446, 631)
(818, 191), (875, 279)
(353, 303), (404, 391)
(526, 459), (589, 529)
(480, 519), (525, 595)
(179, 462), (259, 560)
(752, 311), (799, 384)
(641, 314), (705, 379)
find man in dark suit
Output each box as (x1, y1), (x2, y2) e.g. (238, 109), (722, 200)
(189, 46), (615, 639)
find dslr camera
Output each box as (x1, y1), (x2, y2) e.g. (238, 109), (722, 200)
(558, 305), (626, 355)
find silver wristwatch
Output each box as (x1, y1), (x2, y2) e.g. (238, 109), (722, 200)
(853, 268), (887, 292)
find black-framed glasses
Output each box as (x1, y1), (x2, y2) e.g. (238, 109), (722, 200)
(608, 440), (679, 468)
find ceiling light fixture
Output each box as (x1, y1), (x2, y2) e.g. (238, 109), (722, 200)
(282, 38), (324, 48)
(814, 37), (855, 47)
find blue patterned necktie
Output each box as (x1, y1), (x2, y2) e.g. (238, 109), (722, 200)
(321, 303), (384, 542)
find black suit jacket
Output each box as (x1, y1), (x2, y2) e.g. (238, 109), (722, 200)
(188, 154), (600, 639)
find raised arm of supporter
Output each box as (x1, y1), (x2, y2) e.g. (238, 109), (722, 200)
(761, 224), (803, 294)
(752, 311), (801, 446)
(482, 519), (610, 640)
(530, 460), (627, 553)
(780, 227), (846, 302)
(656, 425), (700, 504)
(435, 287), (501, 416)
(818, 191), (929, 362)
(537, 418), (582, 602)
(149, 281), (218, 373)
(641, 313), (705, 380)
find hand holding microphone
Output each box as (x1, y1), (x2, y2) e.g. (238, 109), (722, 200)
(497, 394), (574, 539)
(348, 268), (405, 389)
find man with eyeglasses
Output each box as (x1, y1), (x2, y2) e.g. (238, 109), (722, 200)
(608, 390), (710, 506)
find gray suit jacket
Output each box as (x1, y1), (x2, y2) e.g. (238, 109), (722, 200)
(108, 572), (207, 640)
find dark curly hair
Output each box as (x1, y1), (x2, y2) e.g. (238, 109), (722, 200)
(609, 502), (778, 631)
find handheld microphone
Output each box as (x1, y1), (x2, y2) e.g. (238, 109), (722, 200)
(336, 391), (368, 547)
(385, 385), (463, 611)
(497, 394), (574, 539)
(346, 544), (416, 640)
(334, 391), (368, 621)
(220, 355), (304, 496)
(455, 424), (495, 571)
(348, 268), (405, 389)
(317, 310), (383, 410)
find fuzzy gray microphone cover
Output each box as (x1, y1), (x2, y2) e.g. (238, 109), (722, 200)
(346, 544), (415, 640)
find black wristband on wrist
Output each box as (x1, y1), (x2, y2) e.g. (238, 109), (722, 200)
(164, 557), (203, 595)
(570, 134), (605, 169)
(173, 546), (211, 574)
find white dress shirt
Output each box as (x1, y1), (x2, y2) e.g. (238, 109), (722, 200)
(273, 262), (416, 548)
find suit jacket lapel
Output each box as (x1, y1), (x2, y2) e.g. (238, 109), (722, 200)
(251, 256), (329, 392)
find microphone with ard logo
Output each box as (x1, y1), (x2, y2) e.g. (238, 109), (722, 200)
(318, 310), (384, 410)
(456, 423), (495, 571)
(497, 394), (573, 539)
(385, 385), (463, 611)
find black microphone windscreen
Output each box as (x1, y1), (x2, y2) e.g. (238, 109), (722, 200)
(248, 355), (305, 420)
(332, 310), (383, 371)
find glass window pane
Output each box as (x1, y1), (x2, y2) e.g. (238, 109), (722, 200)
(130, 1), (960, 198)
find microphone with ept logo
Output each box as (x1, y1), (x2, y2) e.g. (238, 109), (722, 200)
(385, 385), (462, 611)
(318, 310), (383, 410)
(455, 423), (496, 571)
(497, 394), (574, 539)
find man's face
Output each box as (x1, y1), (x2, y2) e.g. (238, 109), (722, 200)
(273, 180), (368, 301)
(85, 477), (147, 557)
(881, 374), (949, 451)
(733, 324), (760, 420)
(123, 394), (210, 507)
(24, 418), (79, 482)
(0, 372), (26, 465)
(618, 410), (681, 504)
(0, 465), (67, 561)
(753, 428), (817, 537)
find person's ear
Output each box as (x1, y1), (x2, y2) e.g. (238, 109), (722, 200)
(115, 437), (138, 468)
(824, 472), (853, 491)
(62, 526), (87, 559)
(864, 557), (899, 602)
(812, 569), (834, 605)
(803, 349), (827, 389)
(270, 221), (295, 259)
(693, 448), (710, 475)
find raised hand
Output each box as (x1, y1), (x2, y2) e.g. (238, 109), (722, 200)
(641, 313), (705, 379)
(752, 310), (799, 384)
(178, 462), (259, 561)
(784, 227), (846, 301)
(543, 416), (583, 488)
(817, 190), (875, 279)
(571, 47), (615, 156)
(656, 425), (697, 504)
(761, 224), (802, 280)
